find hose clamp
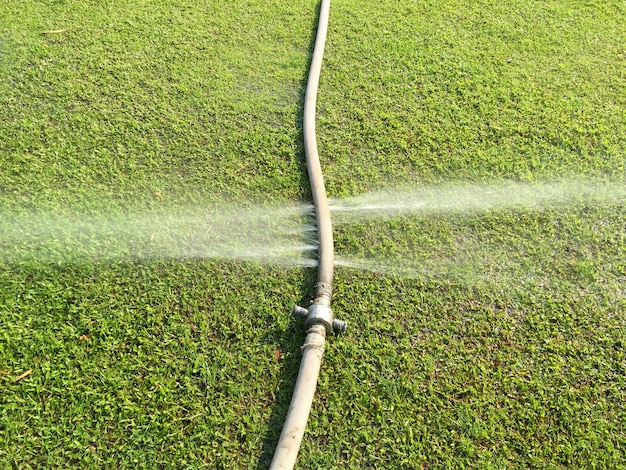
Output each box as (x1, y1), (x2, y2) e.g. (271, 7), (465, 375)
(313, 282), (333, 303)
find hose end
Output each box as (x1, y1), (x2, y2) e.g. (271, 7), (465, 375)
(332, 319), (347, 335)
(292, 304), (309, 319)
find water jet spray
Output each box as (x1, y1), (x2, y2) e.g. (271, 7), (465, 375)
(269, 1), (345, 468)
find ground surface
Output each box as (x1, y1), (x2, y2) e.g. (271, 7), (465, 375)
(1, 0), (625, 468)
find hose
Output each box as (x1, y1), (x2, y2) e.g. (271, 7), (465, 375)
(269, 1), (345, 468)
(269, 324), (326, 470)
(304, 0), (334, 297)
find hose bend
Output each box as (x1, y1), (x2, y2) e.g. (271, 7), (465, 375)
(269, 1), (339, 469)
(304, 0), (334, 295)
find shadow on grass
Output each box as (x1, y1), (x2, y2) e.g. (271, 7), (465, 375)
(255, 1), (324, 467)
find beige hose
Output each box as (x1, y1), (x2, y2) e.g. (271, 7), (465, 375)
(269, 325), (326, 469)
(303, 0), (334, 295)
(269, 1), (335, 468)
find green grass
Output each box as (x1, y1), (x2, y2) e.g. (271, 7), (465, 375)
(1, 0), (625, 468)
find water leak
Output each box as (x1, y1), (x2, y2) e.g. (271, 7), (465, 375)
(331, 179), (625, 284)
(1, 179), (624, 276)
(0, 204), (318, 267)
(330, 179), (626, 223)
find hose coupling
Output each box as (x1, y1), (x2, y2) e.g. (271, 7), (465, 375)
(292, 303), (347, 335)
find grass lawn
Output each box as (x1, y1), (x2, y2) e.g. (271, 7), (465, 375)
(1, 0), (625, 468)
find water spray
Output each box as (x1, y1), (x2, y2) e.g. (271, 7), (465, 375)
(269, 1), (346, 468)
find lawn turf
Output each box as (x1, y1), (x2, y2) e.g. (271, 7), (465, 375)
(1, 0), (625, 468)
